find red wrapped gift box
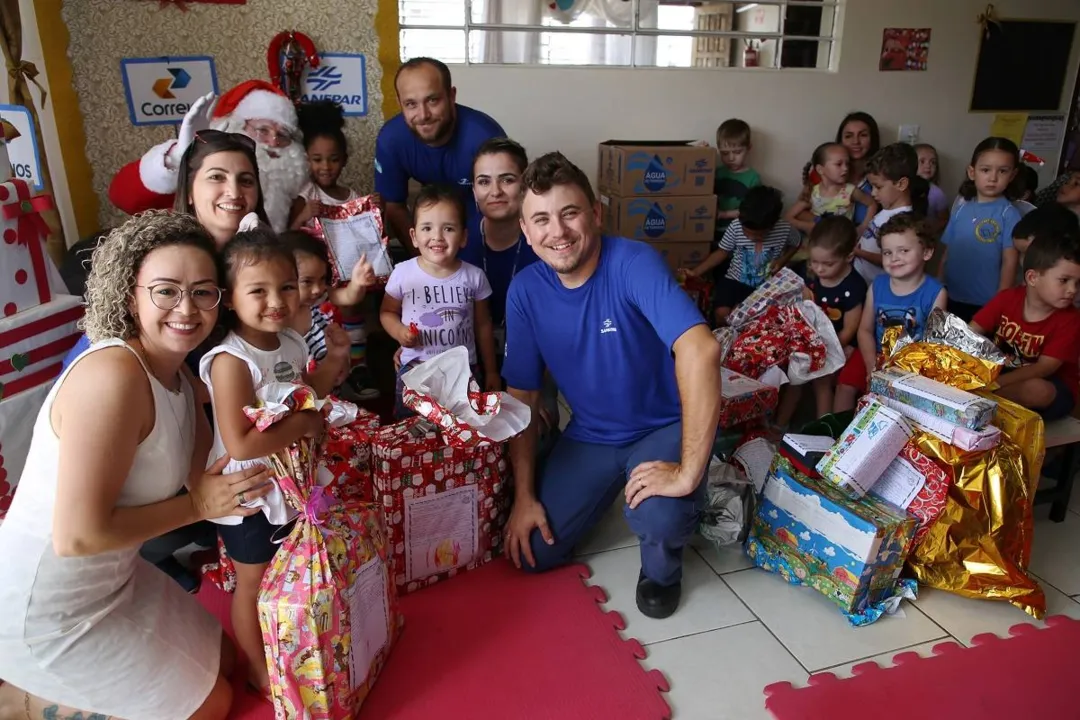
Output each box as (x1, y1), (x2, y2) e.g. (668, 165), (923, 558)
(322, 409), (382, 503)
(719, 367), (778, 429)
(370, 417), (510, 595)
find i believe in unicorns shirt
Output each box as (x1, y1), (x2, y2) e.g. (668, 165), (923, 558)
(503, 236), (706, 445)
(385, 258), (492, 366)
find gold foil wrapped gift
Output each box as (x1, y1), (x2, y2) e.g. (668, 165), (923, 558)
(888, 345), (1046, 618)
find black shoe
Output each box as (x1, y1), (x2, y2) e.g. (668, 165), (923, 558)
(636, 572), (681, 619)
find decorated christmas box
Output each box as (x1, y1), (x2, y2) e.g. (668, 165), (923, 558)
(870, 368), (997, 431)
(719, 367), (778, 428)
(816, 398), (912, 497)
(0, 179), (64, 317)
(321, 409), (382, 504)
(0, 293), (84, 519)
(747, 456), (918, 620)
(370, 417), (510, 595)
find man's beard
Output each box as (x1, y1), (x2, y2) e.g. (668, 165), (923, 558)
(408, 112), (455, 146)
(214, 117), (309, 232)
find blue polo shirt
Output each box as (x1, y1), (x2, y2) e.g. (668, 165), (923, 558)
(374, 104), (505, 231)
(459, 228), (540, 328)
(503, 236), (706, 445)
(941, 196), (1021, 306)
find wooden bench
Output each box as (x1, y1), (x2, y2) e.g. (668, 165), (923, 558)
(1035, 416), (1080, 522)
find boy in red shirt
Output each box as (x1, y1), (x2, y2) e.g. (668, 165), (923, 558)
(970, 233), (1080, 420)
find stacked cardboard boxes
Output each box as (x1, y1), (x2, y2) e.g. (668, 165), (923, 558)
(597, 141), (717, 273)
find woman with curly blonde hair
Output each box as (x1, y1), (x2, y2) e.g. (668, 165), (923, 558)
(0, 211), (273, 720)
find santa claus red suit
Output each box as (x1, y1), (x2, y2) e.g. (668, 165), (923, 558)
(108, 80), (309, 232)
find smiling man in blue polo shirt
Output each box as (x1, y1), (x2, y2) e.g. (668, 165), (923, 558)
(375, 57), (506, 244)
(502, 152), (722, 619)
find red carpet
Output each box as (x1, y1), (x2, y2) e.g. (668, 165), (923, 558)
(198, 560), (670, 720)
(764, 616), (1080, 719)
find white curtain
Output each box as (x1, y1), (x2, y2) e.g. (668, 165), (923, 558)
(478, 0), (542, 64)
(476, 0), (658, 66)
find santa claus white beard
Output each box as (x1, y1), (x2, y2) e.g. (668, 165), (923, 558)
(213, 118), (309, 232)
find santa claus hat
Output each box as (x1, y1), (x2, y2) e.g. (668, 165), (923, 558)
(213, 80), (297, 129)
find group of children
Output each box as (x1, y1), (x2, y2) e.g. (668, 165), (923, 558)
(196, 100), (505, 695)
(685, 117), (1080, 429)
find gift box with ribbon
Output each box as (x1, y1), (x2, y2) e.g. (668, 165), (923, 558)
(0, 293), (84, 518)
(719, 367), (778, 428)
(0, 179), (64, 317)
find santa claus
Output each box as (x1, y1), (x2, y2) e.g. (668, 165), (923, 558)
(108, 80), (309, 231)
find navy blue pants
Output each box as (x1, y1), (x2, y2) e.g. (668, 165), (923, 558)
(523, 421), (706, 587)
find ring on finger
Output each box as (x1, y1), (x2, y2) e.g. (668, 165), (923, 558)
(237, 491), (246, 505)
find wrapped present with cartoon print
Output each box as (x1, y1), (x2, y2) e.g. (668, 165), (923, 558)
(747, 455), (918, 625)
(870, 368), (997, 430)
(370, 347), (531, 595)
(250, 383), (401, 719)
(0, 293), (84, 519)
(321, 409), (382, 504)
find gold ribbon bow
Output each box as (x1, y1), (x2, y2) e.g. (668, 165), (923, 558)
(977, 3), (1001, 39)
(6, 60), (45, 106)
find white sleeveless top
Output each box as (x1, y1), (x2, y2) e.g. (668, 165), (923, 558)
(0, 339), (221, 719)
(299, 180), (360, 206)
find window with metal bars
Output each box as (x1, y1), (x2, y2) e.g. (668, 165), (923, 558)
(398, 0), (841, 70)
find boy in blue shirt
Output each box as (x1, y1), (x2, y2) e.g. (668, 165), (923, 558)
(835, 213), (947, 411)
(375, 57), (505, 245)
(502, 152), (722, 620)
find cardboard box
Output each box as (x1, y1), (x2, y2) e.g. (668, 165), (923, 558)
(598, 141), (715, 197)
(601, 194), (716, 243)
(870, 369), (997, 430)
(648, 241), (711, 274)
(747, 456), (918, 618)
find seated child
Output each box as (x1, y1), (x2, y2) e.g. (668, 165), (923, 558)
(380, 184), (500, 418)
(1056, 171), (1080, 217)
(835, 213), (946, 411)
(686, 185), (801, 325)
(785, 143), (875, 238)
(970, 233), (1080, 420)
(713, 118), (762, 243)
(279, 230), (372, 397)
(855, 143), (927, 284)
(775, 217), (867, 427)
(1010, 203), (1080, 285)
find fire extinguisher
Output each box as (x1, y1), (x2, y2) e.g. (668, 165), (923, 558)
(744, 41), (759, 68)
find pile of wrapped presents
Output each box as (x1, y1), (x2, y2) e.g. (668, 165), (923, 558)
(701, 271), (1049, 626)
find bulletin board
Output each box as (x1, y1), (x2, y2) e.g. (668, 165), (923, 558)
(969, 19), (1076, 112)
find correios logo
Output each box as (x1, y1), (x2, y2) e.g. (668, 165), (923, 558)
(301, 64), (364, 106)
(143, 68), (192, 117)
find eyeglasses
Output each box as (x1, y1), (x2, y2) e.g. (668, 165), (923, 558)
(195, 129), (257, 152)
(242, 120), (296, 148)
(137, 283), (223, 311)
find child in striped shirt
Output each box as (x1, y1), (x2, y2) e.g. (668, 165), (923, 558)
(280, 231), (367, 395)
(687, 185), (802, 325)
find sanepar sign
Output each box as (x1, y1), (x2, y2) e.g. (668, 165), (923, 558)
(300, 53), (368, 117)
(121, 56), (219, 126)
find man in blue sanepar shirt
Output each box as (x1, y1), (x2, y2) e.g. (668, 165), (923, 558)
(502, 152), (722, 619)
(375, 56), (506, 246)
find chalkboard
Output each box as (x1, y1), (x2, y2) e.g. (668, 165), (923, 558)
(970, 19), (1077, 112)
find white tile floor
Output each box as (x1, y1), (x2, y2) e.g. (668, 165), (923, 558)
(574, 499), (1080, 720)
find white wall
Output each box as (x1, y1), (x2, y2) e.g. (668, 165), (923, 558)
(450, 0), (1080, 206)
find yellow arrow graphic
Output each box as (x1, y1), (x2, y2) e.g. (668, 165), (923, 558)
(152, 78), (175, 99)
